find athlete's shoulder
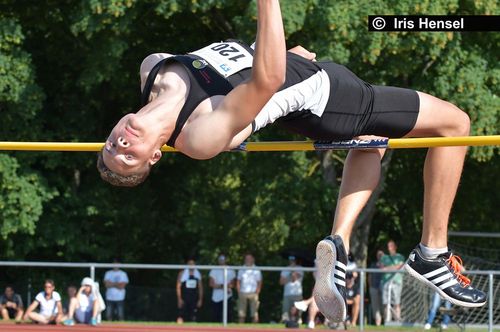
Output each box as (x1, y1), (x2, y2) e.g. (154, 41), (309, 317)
(140, 53), (174, 91)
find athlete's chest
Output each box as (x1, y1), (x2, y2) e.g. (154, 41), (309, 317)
(174, 95), (225, 147)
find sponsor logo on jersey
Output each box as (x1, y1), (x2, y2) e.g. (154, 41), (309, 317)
(192, 59), (208, 69)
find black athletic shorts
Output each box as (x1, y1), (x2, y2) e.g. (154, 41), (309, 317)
(277, 62), (420, 140)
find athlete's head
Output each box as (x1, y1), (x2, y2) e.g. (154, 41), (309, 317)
(98, 53), (173, 187)
(98, 113), (163, 187)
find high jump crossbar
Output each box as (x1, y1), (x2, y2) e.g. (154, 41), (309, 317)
(0, 135), (499, 152)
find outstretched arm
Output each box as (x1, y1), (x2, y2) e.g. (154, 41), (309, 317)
(182, 0), (286, 159)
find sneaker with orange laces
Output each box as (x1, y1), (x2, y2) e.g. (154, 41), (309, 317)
(404, 246), (487, 307)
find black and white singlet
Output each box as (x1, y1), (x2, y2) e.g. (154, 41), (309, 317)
(141, 40), (420, 147)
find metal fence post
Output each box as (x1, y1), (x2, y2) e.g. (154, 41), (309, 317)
(359, 271), (365, 331)
(488, 273), (493, 332)
(90, 264), (95, 281)
(27, 278), (32, 305)
(223, 266), (228, 327)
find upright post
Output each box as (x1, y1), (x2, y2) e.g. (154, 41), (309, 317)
(488, 273), (493, 332)
(359, 271), (365, 331)
(223, 266), (228, 327)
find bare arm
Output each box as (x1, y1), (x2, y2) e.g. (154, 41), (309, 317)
(176, 273), (182, 301)
(56, 301), (64, 322)
(115, 282), (127, 289)
(209, 276), (217, 288)
(256, 280), (263, 294)
(182, 0), (286, 159)
(279, 274), (288, 286)
(383, 263), (404, 270)
(197, 278), (203, 308)
(23, 301), (38, 319)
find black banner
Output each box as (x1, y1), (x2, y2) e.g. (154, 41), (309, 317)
(368, 15), (500, 32)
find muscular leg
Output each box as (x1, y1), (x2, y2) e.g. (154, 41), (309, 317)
(331, 91), (469, 250)
(408, 92), (470, 247)
(331, 147), (386, 251)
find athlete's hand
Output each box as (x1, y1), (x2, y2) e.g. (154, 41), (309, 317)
(288, 45), (316, 61)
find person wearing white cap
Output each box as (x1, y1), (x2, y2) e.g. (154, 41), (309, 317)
(62, 277), (101, 326)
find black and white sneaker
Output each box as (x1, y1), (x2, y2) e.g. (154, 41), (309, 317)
(314, 235), (348, 322)
(404, 245), (487, 308)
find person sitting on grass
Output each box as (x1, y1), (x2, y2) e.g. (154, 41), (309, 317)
(63, 277), (101, 326)
(0, 285), (24, 323)
(23, 279), (63, 324)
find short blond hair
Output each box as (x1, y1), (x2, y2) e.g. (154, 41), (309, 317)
(96, 151), (150, 187)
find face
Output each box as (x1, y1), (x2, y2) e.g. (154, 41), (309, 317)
(82, 285), (92, 294)
(5, 287), (13, 298)
(218, 256), (226, 265)
(103, 114), (162, 176)
(67, 286), (77, 298)
(387, 241), (397, 255)
(44, 282), (54, 295)
(376, 250), (384, 261)
(244, 255), (254, 266)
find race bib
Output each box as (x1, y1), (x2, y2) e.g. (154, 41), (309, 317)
(186, 279), (197, 289)
(190, 42), (253, 77)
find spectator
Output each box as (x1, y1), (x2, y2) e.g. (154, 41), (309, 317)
(62, 277), (101, 326)
(294, 296), (320, 329)
(345, 253), (360, 327)
(294, 259), (319, 329)
(103, 258), (129, 321)
(209, 254), (236, 322)
(63, 286), (77, 314)
(0, 285), (24, 322)
(424, 291), (452, 330)
(23, 279), (63, 324)
(176, 258), (203, 324)
(279, 255), (303, 323)
(368, 250), (384, 326)
(237, 253), (262, 323)
(381, 240), (405, 323)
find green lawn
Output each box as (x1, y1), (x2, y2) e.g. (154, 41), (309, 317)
(98, 321), (490, 331)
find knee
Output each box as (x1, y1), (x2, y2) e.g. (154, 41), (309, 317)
(350, 147), (386, 159)
(452, 105), (470, 136)
(439, 103), (471, 137)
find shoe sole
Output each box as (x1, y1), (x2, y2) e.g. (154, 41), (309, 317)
(404, 263), (486, 308)
(313, 239), (347, 322)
